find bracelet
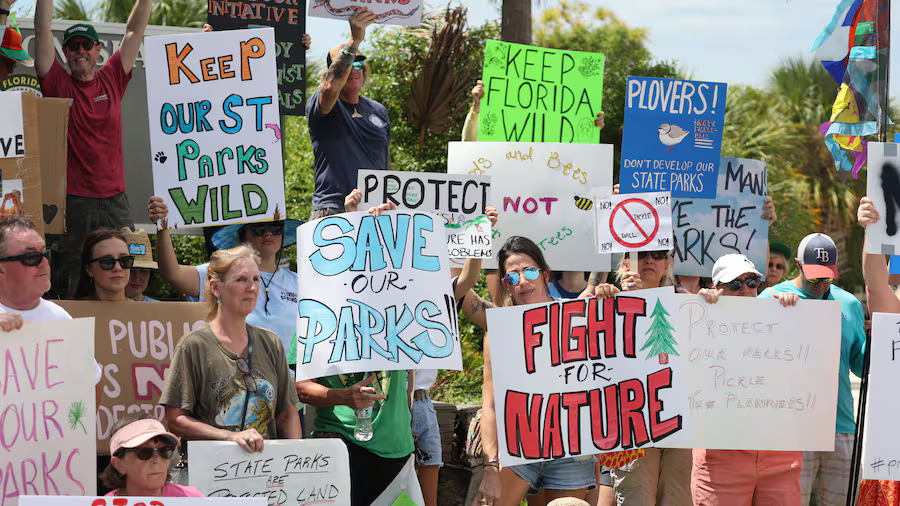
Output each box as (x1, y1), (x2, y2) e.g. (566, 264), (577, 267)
(484, 458), (499, 468)
(0, 8), (10, 15)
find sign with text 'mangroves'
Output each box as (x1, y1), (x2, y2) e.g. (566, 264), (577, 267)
(144, 27), (287, 230)
(295, 211), (461, 380)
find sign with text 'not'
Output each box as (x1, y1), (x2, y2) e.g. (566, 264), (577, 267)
(595, 191), (673, 254)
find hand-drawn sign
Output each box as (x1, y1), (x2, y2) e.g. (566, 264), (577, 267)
(611, 198), (660, 248)
(596, 192), (673, 254)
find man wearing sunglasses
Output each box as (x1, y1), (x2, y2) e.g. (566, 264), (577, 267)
(33, 0), (151, 298)
(760, 233), (866, 506)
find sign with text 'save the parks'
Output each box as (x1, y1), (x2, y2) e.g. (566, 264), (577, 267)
(479, 40), (604, 143)
(144, 28), (286, 230)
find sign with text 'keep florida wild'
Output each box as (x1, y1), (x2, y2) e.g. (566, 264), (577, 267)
(145, 28), (286, 230)
(620, 77), (727, 199)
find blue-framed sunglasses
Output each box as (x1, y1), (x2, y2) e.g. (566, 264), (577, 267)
(503, 266), (541, 285)
(352, 61), (364, 70)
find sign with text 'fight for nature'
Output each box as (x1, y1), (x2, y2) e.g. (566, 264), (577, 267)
(357, 169), (493, 259)
(189, 440), (351, 504)
(19, 498), (265, 505)
(595, 191), (673, 254)
(295, 211), (461, 380)
(673, 157), (769, 276)
(620, 77), (727, 199)
(676, 295), (840, 450)
(144, 28), (286, 230)
(863, 312), (900, 479)
(479, 40), (604, 143)
(865, 142), (900, 254)
(486, 288), (689, 467)
(0, 91), (25, 158)
(447, 141), (613, 272)
(1, 318), (97, 505)
(307, 0), (422, 26)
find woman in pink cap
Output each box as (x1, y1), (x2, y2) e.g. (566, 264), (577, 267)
(101, 413), (204, 497)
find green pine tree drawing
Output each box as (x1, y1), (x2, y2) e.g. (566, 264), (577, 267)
(640, 299), (679, 363)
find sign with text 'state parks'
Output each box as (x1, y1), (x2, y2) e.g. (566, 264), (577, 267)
(479, 40), (604, 143)
(620, 77), (727, 199)
(144, 28), (287, 230)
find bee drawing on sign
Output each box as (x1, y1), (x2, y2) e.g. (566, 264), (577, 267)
(574, 195), (593, 211)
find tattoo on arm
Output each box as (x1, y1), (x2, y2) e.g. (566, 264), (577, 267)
(325, 51), (354, 81)
(588, 273), (602, 288)
(471, 297), (495, 314)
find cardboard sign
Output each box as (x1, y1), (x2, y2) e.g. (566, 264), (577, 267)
(620, 77), (727, 198)
(56, 300), (206, 454)
(486, 288), (689, 466)
(479, 40), (604, 144)
(0, 91), (25, 158)
(35, 97), (69, 234)
(20, 498), (265, 505)
(672, 157), (769, 276)
(0, 92), (47, 236)
(865, 142), (900, 254)
(595, 191), (673, 254)
(189, 440), (351, 504)
(1, 318), (97, 504)
(358, 169), (493, 258)
(144, 28), (287, 230)
(295, 211), (462, 380)
(676, 294), (841, 450)
(207, 0), (307, 115)
(307, 0), (422, 26)
(447, 141), (612, 271)
(863, 312), (900, 479)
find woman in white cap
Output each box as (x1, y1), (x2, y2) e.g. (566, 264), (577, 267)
(101, 412), (204, 497)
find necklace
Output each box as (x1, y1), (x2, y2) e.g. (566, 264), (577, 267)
(352, 107), (363, 118)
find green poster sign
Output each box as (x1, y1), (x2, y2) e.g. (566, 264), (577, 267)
(479, 40), (604, 143)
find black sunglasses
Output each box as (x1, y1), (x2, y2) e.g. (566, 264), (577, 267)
(88, 255), (135, 270)
(124, 446), (176, 461)
(235, 358), (258, 393)
(246, 223), (284, 237)
(65, 39), (97, 51)
(0, 249), (51, 267)
(721, 276), (762, 291)
(638, 251), (669, 260)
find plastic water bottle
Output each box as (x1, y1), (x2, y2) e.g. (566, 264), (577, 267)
(354, 406), (374, 441)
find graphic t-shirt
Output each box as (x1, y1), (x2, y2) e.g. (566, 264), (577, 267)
(159, 324), (299, 438)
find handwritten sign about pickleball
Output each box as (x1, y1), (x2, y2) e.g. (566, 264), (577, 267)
(595, 192), (673, 254)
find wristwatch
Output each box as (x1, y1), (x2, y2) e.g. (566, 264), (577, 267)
(0, 8), (10, 15)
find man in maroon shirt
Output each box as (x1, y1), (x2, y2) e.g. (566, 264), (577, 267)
(33, 0), (150, 297)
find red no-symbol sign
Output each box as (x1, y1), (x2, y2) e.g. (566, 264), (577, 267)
(610, 198), (659, 248)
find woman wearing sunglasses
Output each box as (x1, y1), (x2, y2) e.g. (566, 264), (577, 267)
(77, 228), (134, 301)
(101, 413), (204, 497)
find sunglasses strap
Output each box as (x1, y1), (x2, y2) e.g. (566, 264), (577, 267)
(238, 326), (254, 432)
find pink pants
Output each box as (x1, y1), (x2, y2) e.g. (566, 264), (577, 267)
(691, 449), (802, 506)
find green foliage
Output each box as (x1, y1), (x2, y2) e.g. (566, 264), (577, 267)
(95, 0), (206, 26)
(54, 0), (91, 21)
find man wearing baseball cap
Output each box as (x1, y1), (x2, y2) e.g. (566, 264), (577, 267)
(33, 0), (151, 298)
(760, 233), (866, 506)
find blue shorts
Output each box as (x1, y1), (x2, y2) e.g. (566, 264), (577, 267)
(411, 396), (443, 467)
(511, 456), (596, 492)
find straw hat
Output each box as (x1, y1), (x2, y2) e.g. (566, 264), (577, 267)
(120, 227), (158, 269)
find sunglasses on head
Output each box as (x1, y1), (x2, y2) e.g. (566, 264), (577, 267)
(638, 251), (669, 260)
(246, 223), (284, 237)
(807, 277), (833, 285)
(65, 39), (97, 51)
(88, 255), (135, 270)
(123, 445), (176, 461)
(0, 249), (51, 267)
(503, 266), (540, 285)
(235, 357), (258, 393)
(721, 276), (761, 291)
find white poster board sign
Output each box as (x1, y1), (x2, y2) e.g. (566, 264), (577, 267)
(358, 169), (493, 259)
(188, 440), (351, 504)
(0, 91), (25, 158)
(1, 318), (97, 505)
(672, 157), (769, 276)
(486, 288), (689, 467)
(447, 141), (613, 271)
(676, 294), (840, 450)
(307, 0), (422, 26)
(865, 142), (900, 254)
(863, 312), (900, 479)
(295, 211), (461, 379)
(144, 28), (286, 230)
(595, 191), (673, 254)
(20, 498), (265, 505)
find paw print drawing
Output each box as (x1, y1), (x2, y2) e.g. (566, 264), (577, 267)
(154, 152), (167, 163)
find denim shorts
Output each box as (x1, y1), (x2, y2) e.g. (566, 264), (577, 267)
(511, 456), (596, 492)
(411, 396), (443, 467)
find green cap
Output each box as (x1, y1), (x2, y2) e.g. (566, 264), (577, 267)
(63, 23), (100, 44)
(770, 241), (792, 260)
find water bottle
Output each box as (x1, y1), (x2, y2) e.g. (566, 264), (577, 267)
(354, 406), (374, 441)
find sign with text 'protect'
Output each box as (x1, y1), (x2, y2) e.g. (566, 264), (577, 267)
(595, 192), (673, 254)
(145, 28), (286, 230)
(865, 142), (900, 254)
(863, 312), (900, 479)
(295, 211), (461, 380)
(0, 91), (25, 158)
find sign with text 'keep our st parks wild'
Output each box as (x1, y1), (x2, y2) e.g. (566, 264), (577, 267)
(144, 28), (286, 230)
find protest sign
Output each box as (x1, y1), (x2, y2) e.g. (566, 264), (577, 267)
(863, 312), (900, 479)
(675, 294), (840, 450)
(35, 97), (69, 234)
(486, 288), (689, 466)
(0, 91), (25, 158)
(447, 141), (612, 271)
(189, 440), (351, 503)
(0, 318), (97, 504)
(479, 40), (604, 144)
(20, 498), (264, 505)
(307, 0), (422, 26)
(672, 157), (769, 276)
(57, 300), (206, 454)
(358, 169), (493, 258)
(144, 28), (286, 230)
(865, 142), (900, 254)
(207, 0), (307, 114)
(0, 91), (48, 236)
(620, 77), (727, 198)
(295, 211), (461, 380)
(595, 192), (673, 254)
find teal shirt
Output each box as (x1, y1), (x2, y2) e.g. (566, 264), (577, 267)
(760, 281), (866, 434)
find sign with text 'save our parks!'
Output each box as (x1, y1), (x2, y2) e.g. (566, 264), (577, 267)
(479, 40), (604, 143)
(620, 77), (727, 199)
(144, 28), (286, 230)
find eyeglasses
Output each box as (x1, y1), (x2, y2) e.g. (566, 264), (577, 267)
(124, 446), (176, 461)
(503, 266), (540, 285)
(0, 249), (51, 267)
(807, 277), (833, 285)
(721, 276), (762, 291)
(65, 39), (96, 51)
(352, 61), (364, 70)
(235, 357), (258, 393)
(638, 251), (669, 260)
(88, 255), (135, 270)
(246, 223), (284, 237)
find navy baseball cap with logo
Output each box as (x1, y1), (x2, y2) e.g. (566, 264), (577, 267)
(797, 233), (839, 280)
(63, 23), (100, 45)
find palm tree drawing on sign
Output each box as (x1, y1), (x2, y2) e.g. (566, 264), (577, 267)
(640, 299), (678, 364)
(68, 400), (88, 434)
